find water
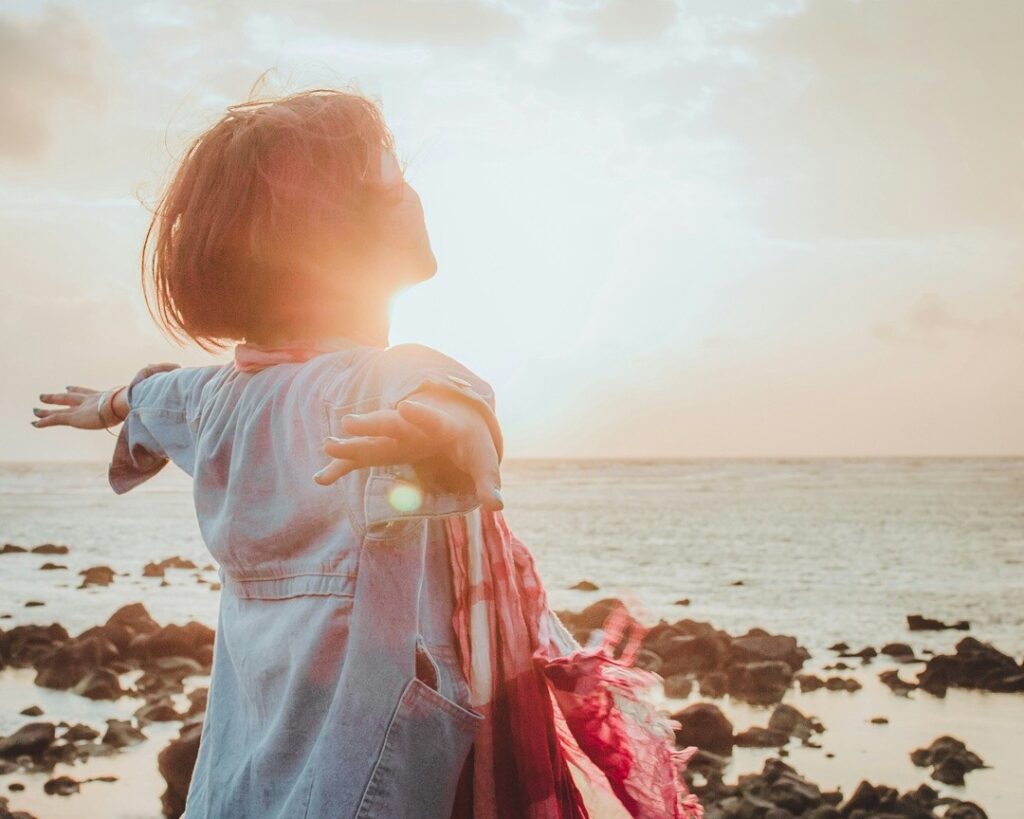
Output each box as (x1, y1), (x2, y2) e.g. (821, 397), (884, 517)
(1, 458), (1022, 817)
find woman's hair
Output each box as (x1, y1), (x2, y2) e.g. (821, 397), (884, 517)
(142, 87), (405, 351)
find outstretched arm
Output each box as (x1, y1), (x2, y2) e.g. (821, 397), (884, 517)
(317, 386), (504, 512)
(32, 363), (180, 431)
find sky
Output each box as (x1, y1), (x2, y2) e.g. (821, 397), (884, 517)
(3, 0), (1022, 461)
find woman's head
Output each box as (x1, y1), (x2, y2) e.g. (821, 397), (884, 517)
(143, 88), (436, 351)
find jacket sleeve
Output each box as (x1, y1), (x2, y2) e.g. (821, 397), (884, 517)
(108, 363), (221, 494)
(361, 344), (502, 533)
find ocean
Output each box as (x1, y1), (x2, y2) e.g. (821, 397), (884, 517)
(1, 458), (1022, 817)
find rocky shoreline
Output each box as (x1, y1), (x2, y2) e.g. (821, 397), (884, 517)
(1, 546), (1021, 818)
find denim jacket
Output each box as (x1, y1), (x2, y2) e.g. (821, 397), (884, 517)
(109, 342), (500, 818)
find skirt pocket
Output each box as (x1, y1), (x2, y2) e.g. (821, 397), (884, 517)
(355, 675), (485, 819)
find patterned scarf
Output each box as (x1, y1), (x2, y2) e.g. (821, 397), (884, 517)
(445, 509), (703, 819)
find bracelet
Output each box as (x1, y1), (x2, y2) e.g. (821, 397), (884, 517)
(109, 385), (128, 422)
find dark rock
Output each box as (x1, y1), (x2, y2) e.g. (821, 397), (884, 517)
(880, 642), (915, 658)
(672, 701), (734, 756)
(135, 699), (181, 723)
(828, 642), (849, 652)
(878, 669), (916, 696)
(142, 563), (166, 577)
(78, 566), (115, 588)
(38, 563), (66, 571)
(570, 580), (598, 591)
(0, 794), (38, 818)
(768, 703), (823, 740)
(61, 724), (100, 742)
(699, 671), (728, 698)
(662, 673), (693, 699)
(101, 719), (145, 749)
(734, 726), (789, 747)
(910, 735), (986, 786)
(837, 646), (876, 660)
(130, 621), (214, 665)
(1, 544), (28, 554)
(43, 776), (79, 796)
(869, 716), (889, 724)
(185, 687), (208, 717)
(796, 673), (825, 692)
(158, 720), (204, 819)
(730, 630), (810, 672)
(674, 598), (691, 606)
(72, 668), (124, 700)
(17, 707), (42, 717)
(0, 723), (56, 759)
(907, 614), (970, 631)
(34, 634), (120, 691)
(917, 637), (1023, 696)
(659, 633), (724, 676)
(944, 802), (988, 819)
(0, 623), (68, 667)
(23, 602), (45, 608)
(31, 544), (69, 555)
(823, 676), (861, 692)
(728, 660), (793, 704)
(635, 648), (663, 674)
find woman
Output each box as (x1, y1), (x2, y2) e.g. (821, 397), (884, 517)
(33, 88), (701, 819)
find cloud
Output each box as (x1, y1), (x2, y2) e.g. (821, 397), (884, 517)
(710, 0), (1024, 238)
(585, 0), (677, 42)
(873, 291), (1024, 348)
(0, 6), (102, 159)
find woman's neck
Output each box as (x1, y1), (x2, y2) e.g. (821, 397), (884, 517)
(248, 295), (392, 348)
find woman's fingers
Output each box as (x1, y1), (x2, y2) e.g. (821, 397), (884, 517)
(323, 436), (406, 466)
(38, 391), (83, 406)
(340, 409), (419, 441)
(31, 408), (71, 428)
(312, 458), (357, 486)
(396, 400), (459, 442)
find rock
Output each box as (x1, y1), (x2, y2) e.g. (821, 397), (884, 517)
(43, 776), (79, 796)
(60, 724), (100, 742)
(31, 544), (69, 555)
(917, 637), (1024, 696)
(910, 735), (986, 786)
(828, 642), (849, 652)
(78, 566), (115, 588)
(729, 579), (744, 586)
(658, 633), (724, 676)
(34, 634), (120, 691)
(944, 802), (989, 819)
(185, 687), (208, 717)
(823, 676), (861, 692)
(0, 623), (69, 667)
(71, 668), (124, 700)
(131, 622), (215, 666)
(38, 563), (66, 571)
(634, 648), (663, 675)
(142, 563), (166, 577)
(135, 699), (181, 724)
(880, 642), (915, 659)
(23, 602), (44, 608)
(728, 660), (793, 704)
(837, 645), (876, 660)
(734, 726), (789, 747)
(661, 673), (693, 699)
(878, 669), (916, 696)
(729, 630), (810, 672)
(570, 580), (599, 591)
(699, 671), (728, 698)
(907, 614), (970, 631)
(768, 703), (823, 741)
(0, 723), (56, 759)
(674, 598), (690, 606)
(0, 795), (38, 818)
(671, 701), (733, 755)
(1, 544), (28, 554)
(101, 719), (145, 749)
(158, 720), (204, 819)
(795, 673), (825, 692)
(209, 583), (222, 591)
(869, 716), (889, 724)
(17, 707), (42, 717)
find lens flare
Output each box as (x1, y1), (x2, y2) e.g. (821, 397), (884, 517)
(388, 481), (422, 514)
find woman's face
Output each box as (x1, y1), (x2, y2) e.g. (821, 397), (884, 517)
(377, 148), (437, 287)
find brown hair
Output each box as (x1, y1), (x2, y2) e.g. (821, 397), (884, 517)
(142, 87), (405, 352)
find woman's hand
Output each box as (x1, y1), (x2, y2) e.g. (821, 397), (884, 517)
(32, 386), (113, 430)
(316, 393), (504, 511)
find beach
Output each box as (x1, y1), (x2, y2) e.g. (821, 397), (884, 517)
(1, 458), (1021, 818)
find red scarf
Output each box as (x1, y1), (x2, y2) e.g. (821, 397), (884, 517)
(446, 510), (703, 819)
